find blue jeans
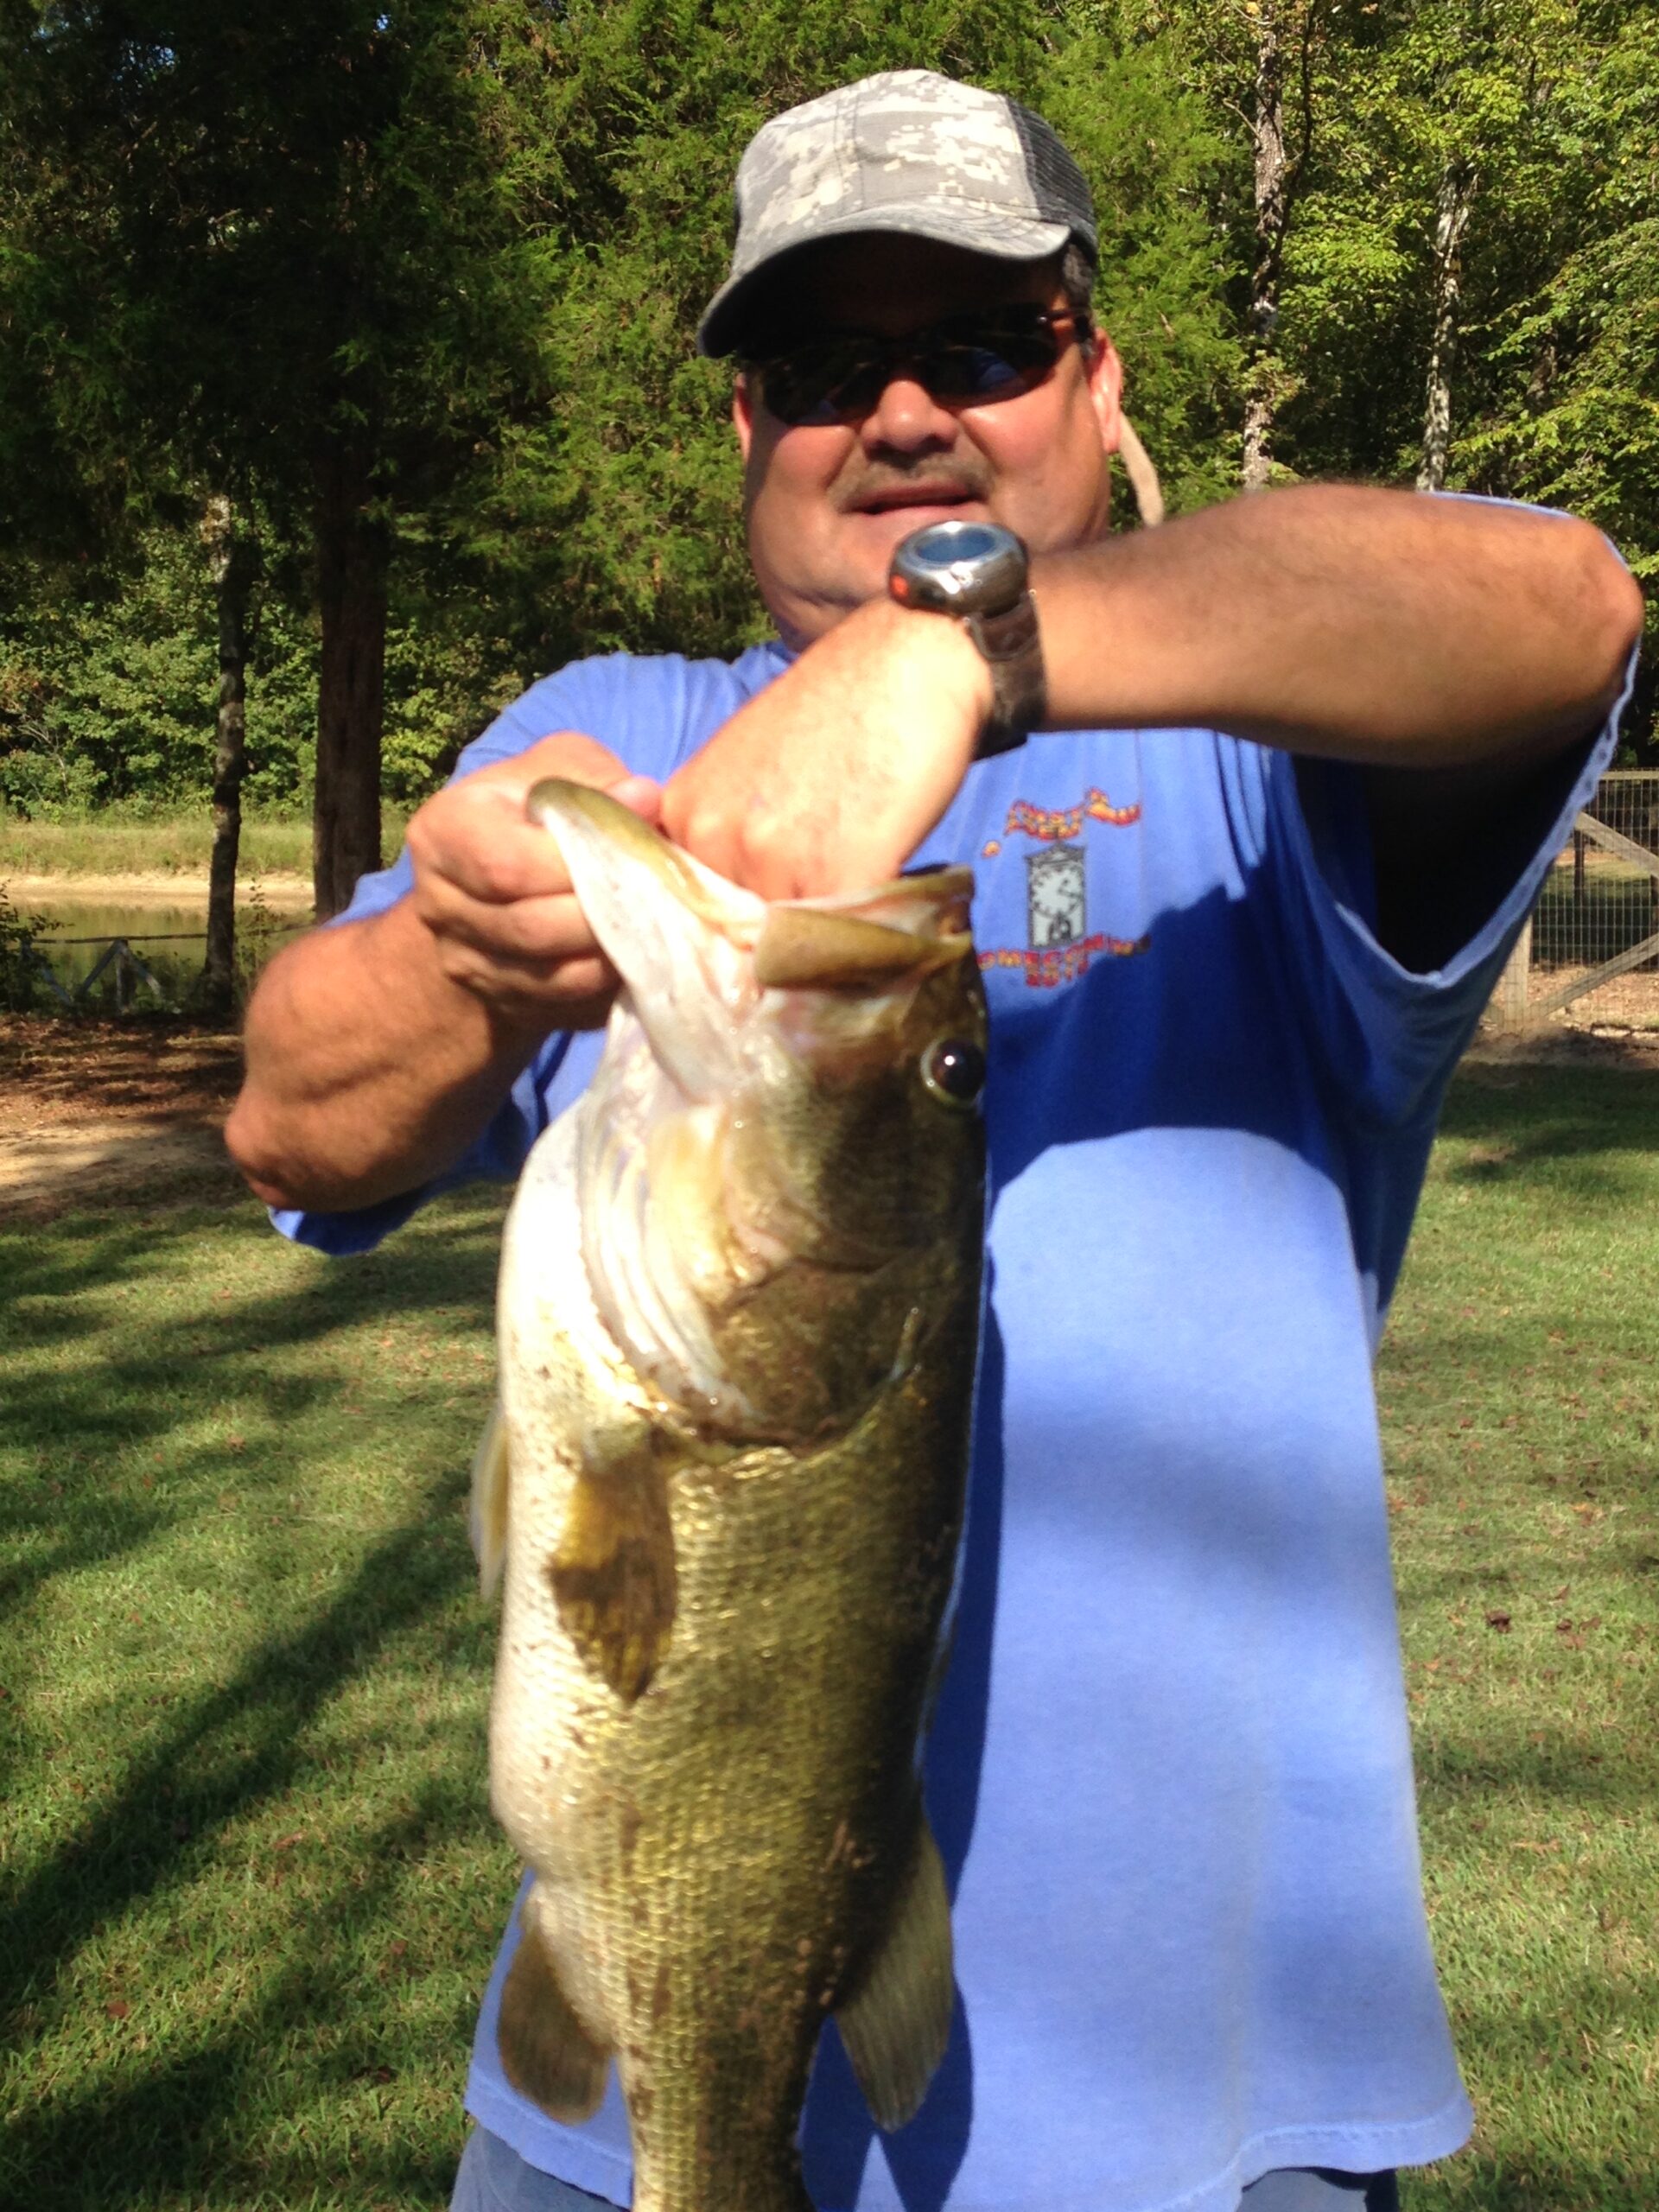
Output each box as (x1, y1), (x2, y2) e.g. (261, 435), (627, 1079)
(449, 2126), (1401, 2212)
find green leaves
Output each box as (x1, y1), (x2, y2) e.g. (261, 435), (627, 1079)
(2, 0), (1654, 820)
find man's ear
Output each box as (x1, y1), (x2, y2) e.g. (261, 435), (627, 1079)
(733, 372), (755, 464)
(1084, 332), (1124, 457)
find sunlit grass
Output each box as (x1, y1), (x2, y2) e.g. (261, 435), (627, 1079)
(1386, 1064), (1659, 2212)
(2, 1062), (1656, 2209)
(0, 1184), (512, 2209)
(0, 807), (412, 883)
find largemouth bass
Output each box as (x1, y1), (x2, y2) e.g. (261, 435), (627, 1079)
(472, 780), (987, 2212)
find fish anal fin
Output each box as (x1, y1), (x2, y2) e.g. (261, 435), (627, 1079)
(548, 1460), (677, 1704)
(469, 1402), (510, 1601)
(498, 1899), (610, 2123)
(836, 1814), (954, 2133)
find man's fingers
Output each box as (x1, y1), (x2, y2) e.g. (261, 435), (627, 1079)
(415, 875), (612, 968)
(606, 772), (664, 823)
(512, 728), (639, 788)
(410, 741), (663, 906)
(658, 603), (982, 899)
(400, 729), (668, 1030)
(413, 804), (577, 906)
(432, 938), (619, 1030)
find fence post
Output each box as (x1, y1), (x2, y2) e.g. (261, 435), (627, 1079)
(1495, 914), (1534, 1032)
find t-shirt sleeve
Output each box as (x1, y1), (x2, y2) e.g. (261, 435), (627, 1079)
(1238, 645), (1636, 1129)
(271, 652), (716, 1256)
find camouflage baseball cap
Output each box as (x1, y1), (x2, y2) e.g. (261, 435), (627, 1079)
(697, 70), (1096, 358)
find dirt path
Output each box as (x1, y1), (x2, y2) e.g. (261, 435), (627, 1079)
(7, 870), (315, 911)
(0, 1020), (248, 1220)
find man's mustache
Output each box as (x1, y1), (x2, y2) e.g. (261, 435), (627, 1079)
(833, 461), (993, 514)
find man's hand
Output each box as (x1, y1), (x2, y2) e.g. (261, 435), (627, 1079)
(408, 730), (662, 1031)
(228, 731), (659, 1213)
(663, 598), (993, 899)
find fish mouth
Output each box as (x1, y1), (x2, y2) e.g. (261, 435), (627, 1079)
(525, 780), (973, 1080)
(527, 781), (982, 1431)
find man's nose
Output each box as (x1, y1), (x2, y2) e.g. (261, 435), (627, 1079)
(859, 367), (957, 452)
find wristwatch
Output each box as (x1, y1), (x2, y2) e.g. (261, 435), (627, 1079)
(888, 520), (1047, 757)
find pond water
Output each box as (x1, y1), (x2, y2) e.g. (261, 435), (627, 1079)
(19, 897), (313, 1003)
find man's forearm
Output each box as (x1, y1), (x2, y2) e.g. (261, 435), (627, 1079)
(226, 898), (543, 1213)
(1035, 485), (1642, 765)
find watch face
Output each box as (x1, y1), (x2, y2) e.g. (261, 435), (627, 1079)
(891, 520), (1027, 615)
(908, 521), (1007, 574)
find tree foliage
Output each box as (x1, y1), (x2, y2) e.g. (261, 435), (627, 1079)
(0, 0), (1651, 853)
(0, 0), (582, 906)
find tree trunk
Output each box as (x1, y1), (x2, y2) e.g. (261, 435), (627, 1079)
(1242, 3), (1291, 493)
(313, 449), (389, 919)
(200, 493), (257, 1016)
(1415, 160), (1478, 493)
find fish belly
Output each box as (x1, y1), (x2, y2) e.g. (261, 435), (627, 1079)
(489, 1116), (971, 2212)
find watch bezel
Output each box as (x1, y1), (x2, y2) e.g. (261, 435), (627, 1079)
(889, 520), (1027, 618)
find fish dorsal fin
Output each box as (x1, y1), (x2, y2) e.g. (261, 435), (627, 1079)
(835, 1812), (954, 2132)
(469, 1402), (511, 1602)
(498, 1889), (611, 2121)
(803, 864), (976, 941)
(754, 908), (969, 989)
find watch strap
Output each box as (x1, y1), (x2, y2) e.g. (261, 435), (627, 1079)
(965, 593), (1047, 759)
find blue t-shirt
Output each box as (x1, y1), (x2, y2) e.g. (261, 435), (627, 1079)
(278, 621), (1625, 2212)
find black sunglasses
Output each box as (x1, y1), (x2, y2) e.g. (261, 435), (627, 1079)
(746, 306), (1089, 429)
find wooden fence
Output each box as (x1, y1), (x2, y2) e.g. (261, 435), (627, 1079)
(1491, 770), (1659, 1031)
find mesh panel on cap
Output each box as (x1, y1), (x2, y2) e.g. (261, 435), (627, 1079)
(1007, 96), (1096, 258)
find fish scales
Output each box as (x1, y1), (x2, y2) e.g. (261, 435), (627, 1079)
(479, 781), (986, 2212)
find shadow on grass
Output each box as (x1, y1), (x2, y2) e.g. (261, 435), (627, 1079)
(1, 1474), (470, 1957)
(1413, 1720), (1650, 1811)
(1440, 1063), (1659, 1188)
(0, 1188), (505, 1620)
(1, 1188), (512, 2204)
(0, 1756), (480, 2207)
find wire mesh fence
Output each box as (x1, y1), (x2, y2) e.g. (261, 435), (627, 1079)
(1, 913), (308, 1015)
(1492, 771), (1659, 1031)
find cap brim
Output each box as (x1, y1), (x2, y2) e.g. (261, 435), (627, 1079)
(697, 205), (1075, 357)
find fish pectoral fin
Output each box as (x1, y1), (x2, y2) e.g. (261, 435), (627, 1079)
(548, 1462), (677, 1704)
(498, 1899), (611, 2123)
(469, 1402), (511, 1601)
(835, 1813), (954, 2133)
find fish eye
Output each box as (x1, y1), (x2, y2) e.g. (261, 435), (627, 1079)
(920, 1036), (986, 1110)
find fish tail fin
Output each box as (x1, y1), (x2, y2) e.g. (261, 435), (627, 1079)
(469, 1402), (511, 1601)
(497, 1890), (611, 2122)
(835, 1810), (954, 2132)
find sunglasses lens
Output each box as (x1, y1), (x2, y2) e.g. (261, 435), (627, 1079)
(754, 310), (1071, 428)
(756, 343), (874, 427)
(928, 331), (1058, 403)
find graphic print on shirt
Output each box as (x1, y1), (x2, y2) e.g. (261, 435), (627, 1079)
(978, 785), (1150, 988)
(1027, 845), (1085, 947)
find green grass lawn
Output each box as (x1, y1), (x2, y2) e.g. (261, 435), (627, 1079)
(2, 1062), (1656, 2210)
(1382, 1063), (1659, 2212)
(0, 1182), (512, 2209)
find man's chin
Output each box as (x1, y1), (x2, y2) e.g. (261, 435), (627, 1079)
(760, 505), (995, 642)
(822, 502), (993, 608)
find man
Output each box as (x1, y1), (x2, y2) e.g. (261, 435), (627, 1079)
(228, 69), (1640, 2212)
